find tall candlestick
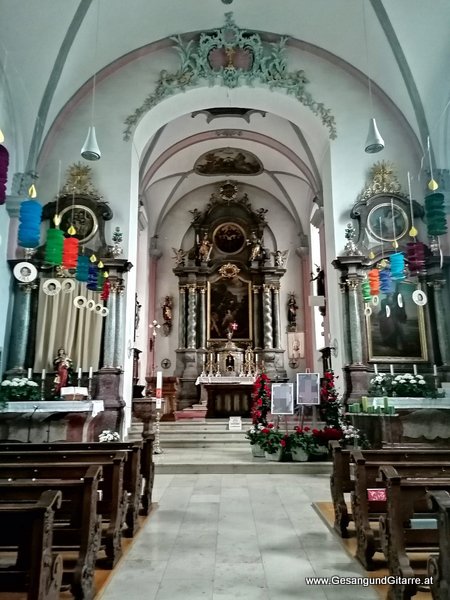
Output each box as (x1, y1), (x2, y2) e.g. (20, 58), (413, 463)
(433, 364), (438, 376)
(78, 367), (82, 380)
(156, 370), (162, 399)
(27, 368), (32, 380)
(390, 364), (394, 376)
(413, 364), (417, 376)
(373, 363), (378, 375)
(88, 367), (93, 379)
(41, 368), (46, 381)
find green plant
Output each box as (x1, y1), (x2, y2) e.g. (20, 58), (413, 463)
(289, 426), (320, 454)
(0, 377), (40, 406)
(245, 423), (265, 445)
(258, 424), (289, 454)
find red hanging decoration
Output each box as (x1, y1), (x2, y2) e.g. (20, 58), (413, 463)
(0, 145), (9, 205)
(407, 241), (426, 275)
(368, 269), (380, 296)
(100, 278), (111, 301)
(62, 237), (79, 269)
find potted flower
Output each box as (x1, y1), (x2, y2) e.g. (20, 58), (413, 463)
(0, 377), (40, 407)
(289, 426), (320, 461)
(312, 426), (343, 455)
(245, 423), (265, 457)
(368, 372), (438, 398)
(98, 430), (121, 442)
(246, 371), (272, 457)
(258, 424), (289, 461)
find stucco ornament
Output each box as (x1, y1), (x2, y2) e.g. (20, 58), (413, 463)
(123, 13), (336, 140)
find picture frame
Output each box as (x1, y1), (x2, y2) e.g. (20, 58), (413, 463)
(207, 275), (252, 341)
(271, 383), (294, 415)
(365, 280), (428, 362)
(296, 373), (320, 405)
(287, 332), (305, 359)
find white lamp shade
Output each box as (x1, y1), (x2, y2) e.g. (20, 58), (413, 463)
(365, 118), (384, 153)
(81, 126), (101, 160)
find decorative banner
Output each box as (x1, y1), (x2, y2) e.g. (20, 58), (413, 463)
(61, 278), (75, 293)
(73, 295), (87, 308)
(42, 278), (61, 296)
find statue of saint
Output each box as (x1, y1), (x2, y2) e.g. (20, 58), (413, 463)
(287, 294), (298, 328)
(247, 232), (263, 262)
(198, 233), (212, 262)
(53, 348), (73, 394)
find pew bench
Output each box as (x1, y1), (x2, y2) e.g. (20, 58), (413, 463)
(0, 454), (127, 568)
(0, 465), (102, 600)
(329, 441), (450, 537)
(427, 490), (450, 600)
(0, 490), (63, 600)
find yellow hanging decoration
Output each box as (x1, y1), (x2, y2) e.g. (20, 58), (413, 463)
(28, 184), (37, 198)
(392, 240), (399, 249)
(98, 260), (104, 269)
(103, 270), (109, 278)
(67, 225), (77, 236)
(368, 250), (375, 260)
(53, 214), (62, 227)
(409, 225), (418, 237)
(428, 179), (439, 191)
(90, 254), (97, 263)
(378, 259), (387, 269)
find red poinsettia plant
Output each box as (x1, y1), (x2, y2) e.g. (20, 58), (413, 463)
(319, 369), (342, 429)
(251, 371), (271, 426)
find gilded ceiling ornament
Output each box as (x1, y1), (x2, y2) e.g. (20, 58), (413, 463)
(123, 13), (337, 140)
(218, 263), (241, 278)
(359, 161), (405, 201)
(61, 162), (100, 197)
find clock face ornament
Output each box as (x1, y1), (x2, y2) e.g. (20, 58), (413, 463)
(367, 201), (408, 242)
(161, 358), (171, 369)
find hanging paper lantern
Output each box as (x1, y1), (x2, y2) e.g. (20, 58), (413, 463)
(407, 241), (426, 275)
(76, 255), (89, 282)
(389, 252), (406, 280)
(18, 197), (42, 248)
(44, 228), (64, 265)
(100, 277), (111, 301)
(87, 263), (98, 291)
(368, 269), (380, 296)
(361, 279), (371, 303)
(62, 236), (79, 269)
(379, 268), (394, 294)
(424, 193), (447, 236)
(0, 145), (9, 205)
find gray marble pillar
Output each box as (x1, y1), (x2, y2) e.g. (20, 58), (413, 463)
(339, 282), (351, 366)
(178, 286), (186, 349)
(272, 285), (282, 349)
(347, 278), (364, 364)
(113, 283), (125, 368)
(199, 286), (206, 349)
(7, 283), (33, 370)
(262, 284), (273, 349)
(187, 284), (197, 349)
(432, 280), (450, 364)
(252, 286), (261, 348)
(103, 286), (118, 368)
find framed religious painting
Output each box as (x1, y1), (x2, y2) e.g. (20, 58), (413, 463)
(296, 373), (320, 405)
(207, 274), (252, 341)
(365, 280), (428, 362)
(271, 383), (294, 415)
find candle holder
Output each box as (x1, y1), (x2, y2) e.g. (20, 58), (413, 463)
(153, 399), (164, 454)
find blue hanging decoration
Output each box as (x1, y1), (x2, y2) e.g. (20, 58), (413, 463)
(76, 255), (90, 282)
(389, 252), (406, 280)
(379, 268), (394, 294)
(87, 263), (98, 291)
(18, 187), (42, 248)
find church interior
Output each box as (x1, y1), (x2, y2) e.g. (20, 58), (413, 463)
(1, 1), (450, 599)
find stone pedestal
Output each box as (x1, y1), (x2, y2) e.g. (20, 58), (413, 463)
(95, 367), (125, 436)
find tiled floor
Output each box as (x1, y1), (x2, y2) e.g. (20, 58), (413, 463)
(98, 473), (379, 600)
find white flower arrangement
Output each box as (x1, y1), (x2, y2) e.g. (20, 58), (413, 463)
(368, 372), (437, 398)
(98, 430), (121, 442)
(0, 377), (40, 403)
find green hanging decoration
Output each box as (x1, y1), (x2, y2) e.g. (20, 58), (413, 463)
(361, 279), (371, 303)
(44, 228), (64, 265)
(424, 192), (447, 236)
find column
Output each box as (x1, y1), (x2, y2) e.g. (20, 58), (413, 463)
(199, 286), (206, 349)
(113, 281), (125, 368)
(272, 285), (282, 349)
(346, 277), (364, 364)
(187, 284), (197, 349)
(262, 284), (273, 349)
(339, 281), (351, 365)
(178, 286), (186, 349)
(252, 285), (261, 348)
(431, 280), (450, 364)
(7, 283), (33, 370)
(103, 282), (118, 368)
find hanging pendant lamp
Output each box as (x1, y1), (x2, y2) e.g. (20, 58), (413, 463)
(81, 126), (101, 161)
(365, 118), (385, 153)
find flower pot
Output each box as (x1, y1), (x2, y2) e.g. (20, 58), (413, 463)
(251, 443), (265, 458)
(291, 447), (309, 462)
(264, 449), (283, 462)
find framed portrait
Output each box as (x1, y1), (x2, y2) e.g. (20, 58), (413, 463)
(366, 280), (427, 362)
(271, 383), (294, 415)
(287, 332), (305, 359)
(207, 275), (252, 340)
(296, 373), (320, 405)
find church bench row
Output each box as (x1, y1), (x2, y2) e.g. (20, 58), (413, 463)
(329, 441), (450, 537)
(0, 456), (127, 569)
(0, 465), (102, 600)
(426, 490), (450, 600)
(378, 466), (450, 600)
(0, 490), (63, 600)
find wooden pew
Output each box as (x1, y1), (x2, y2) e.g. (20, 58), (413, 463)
(351, 450), (450, 568)
(378, 465), (450, 600)
(0, 465), (102, 600)
(329, 441), (450, 537)
(426, 490), (450, 600)
(0, 490), (63, 600)
(0, 454), (127, 568)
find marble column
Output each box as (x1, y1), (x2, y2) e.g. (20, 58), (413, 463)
(346, 277), (364, 364)
(252, 285), (261, 348)
(7, 283), (34, 370)
(272, 285), (282, 349)
(103, 284), (118, 368)
(178, 286), (187, 349)
(339, 282), (351, 366)
(187, 284), (197, 349)
(198, 286), (206, 349)
(431, 280), (450, 364)
(262, 284), (273, 349)
(113, 282), (125, 368)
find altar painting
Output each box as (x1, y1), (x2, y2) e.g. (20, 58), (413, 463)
(207, 276), (252, 340)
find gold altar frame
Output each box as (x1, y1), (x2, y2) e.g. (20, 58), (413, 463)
(207, 275), (252, 341)
(365, 281), (427, 363)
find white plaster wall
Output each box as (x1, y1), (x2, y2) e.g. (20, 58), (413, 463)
(134, 217), (150, 386)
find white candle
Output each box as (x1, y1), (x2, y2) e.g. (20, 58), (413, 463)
(78, 367), (82, 379)
(27, 368), (32, 379)
(156, 371), (162, 390)
(255, 353), (259, 364)
(390, 364), (394, 375)
(413, 364), (417, 376)
(41, 369), (46, 381)
(88, 367), (93, 379)
(374, 363), (378, 375)
(433, 364), (438, 376)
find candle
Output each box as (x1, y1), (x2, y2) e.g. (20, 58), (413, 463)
(255, 353), (258, 364)
(88, 366), (93, 379)
(413, 364), (417, 376)
(390, 364), (394, 376)
(156, 371), (162, 389)
(78, 367), (82, 380)
(27, 368), (32, 380)
(433, 364), (438, 376)
(383, 397), (389, 412)
(41, 369), (46, 381)
(374, 363), (378, 375)
(361, 396), (368, 412)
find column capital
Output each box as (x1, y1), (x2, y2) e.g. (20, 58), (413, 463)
(345, 278), (360, 291)
(252, 285), (261, 293)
